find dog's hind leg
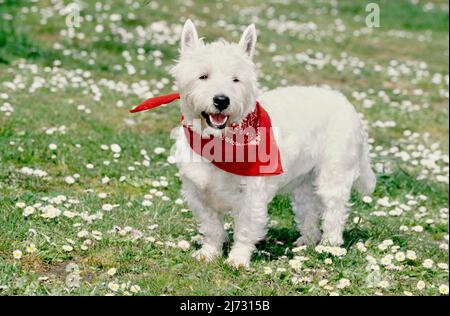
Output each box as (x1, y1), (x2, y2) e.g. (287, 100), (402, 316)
(315, 166), (356, 246)
(290, 178), (322, 246)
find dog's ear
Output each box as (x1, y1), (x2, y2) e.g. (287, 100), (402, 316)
(181, 19), (199, 53)
(239, 24), (257, 59)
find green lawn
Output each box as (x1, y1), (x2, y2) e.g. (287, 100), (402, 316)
(0, 0), (448, 296)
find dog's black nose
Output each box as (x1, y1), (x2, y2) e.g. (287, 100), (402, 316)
(213, 94), (230, 111)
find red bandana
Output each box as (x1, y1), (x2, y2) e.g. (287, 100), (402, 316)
(130, 92), (283, 176)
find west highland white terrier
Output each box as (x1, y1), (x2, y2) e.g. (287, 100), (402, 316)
(139, 20), (376, 268)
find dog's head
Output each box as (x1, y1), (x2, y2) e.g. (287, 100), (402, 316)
(170, 20), (258, 136)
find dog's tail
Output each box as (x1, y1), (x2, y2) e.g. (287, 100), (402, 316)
(355, 129), (376, 196)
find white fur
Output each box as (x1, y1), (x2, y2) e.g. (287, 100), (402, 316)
(171, 20), (376, 268)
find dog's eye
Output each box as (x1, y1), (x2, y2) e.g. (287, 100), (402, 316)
(199, 74), (208, 80)
(233, 78), (240, 82)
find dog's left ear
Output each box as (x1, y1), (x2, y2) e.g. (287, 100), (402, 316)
(239, 24), (257, 59)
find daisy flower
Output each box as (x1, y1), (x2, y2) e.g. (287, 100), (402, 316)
(416, 280), (426, 290)
(289, 259), (302, 270)
(177, 240), (190, 250)
(23, 206), (35, 217)
(62, 245), (73, 252)
(356, 242), (367, 252)
(16, 202), (26, 209)
(26, 243), (37, 253)
(422, 259), (434, 268)
(336, 278), (351, 289)
(263, 267), (273, 275)
(13, 250), (22, 260)
(110, 144), (121, 153)
(318, 279), (329, 287)
(380, 255), (393, 266)
(406, 250), (417, 260)
(362, 196), (373, 203)
(439, 285), (449, 295)
(130, 285), (141, 293)
(437, 263), (448, 270)
(65, 176), (75, 184)
(107, 268), (117, 276)
(395, 251), (406, 262)
(154, 147), (166, 154)
(108, 282), (120, 292)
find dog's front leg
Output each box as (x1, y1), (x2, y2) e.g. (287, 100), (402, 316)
(226, 178), (270, 268)
(191, 207), (226, 262)
(183, 183), (226, 262)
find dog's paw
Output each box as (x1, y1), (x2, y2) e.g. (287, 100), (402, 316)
(294, 235), (320, 247)
(320, 235), (344, 247)
(225, 244), (252, 269)
(192, 245), (220, 262)
(225, 256), (250, 269)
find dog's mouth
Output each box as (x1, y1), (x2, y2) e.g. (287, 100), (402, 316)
(201, 111), (229, 129)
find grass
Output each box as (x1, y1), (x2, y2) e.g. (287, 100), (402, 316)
(0, 0), (448, 296)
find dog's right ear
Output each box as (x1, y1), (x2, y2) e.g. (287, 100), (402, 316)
(181, 19), (199, 53)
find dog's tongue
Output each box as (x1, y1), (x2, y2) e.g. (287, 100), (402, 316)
(209, 113), (228, 125)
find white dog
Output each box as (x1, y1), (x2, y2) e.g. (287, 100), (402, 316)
(170, 20), (376, 268)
